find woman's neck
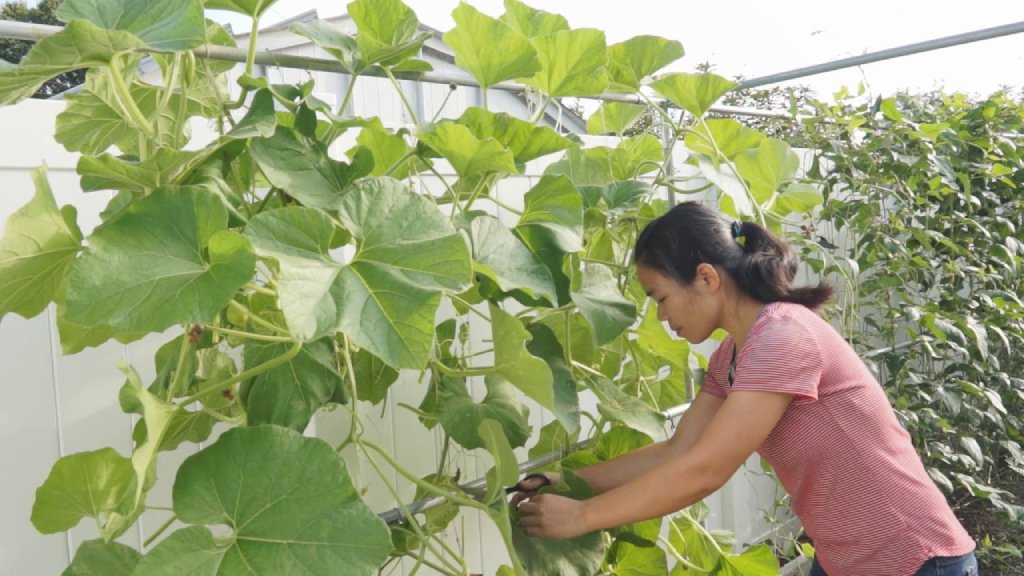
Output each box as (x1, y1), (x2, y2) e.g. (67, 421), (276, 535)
(723, 296), (769, 351)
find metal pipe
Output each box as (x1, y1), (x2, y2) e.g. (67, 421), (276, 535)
(736, 20), (1024, 91)
(0, 19), (788, 119)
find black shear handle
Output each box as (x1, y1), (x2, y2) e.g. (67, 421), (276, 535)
(505, 472), (553, 494)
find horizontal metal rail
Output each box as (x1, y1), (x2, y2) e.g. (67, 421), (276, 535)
(737, 20), (1024, 90)
(0, 19), (790, 119)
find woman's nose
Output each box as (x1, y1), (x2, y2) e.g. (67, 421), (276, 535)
(657, 305), (668, 322)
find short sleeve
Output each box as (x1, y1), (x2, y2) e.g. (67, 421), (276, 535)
(732, 315), (823, 403)
(698, 339), (732, 399)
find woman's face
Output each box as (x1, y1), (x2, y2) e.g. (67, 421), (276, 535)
(636, 264), (721, 344)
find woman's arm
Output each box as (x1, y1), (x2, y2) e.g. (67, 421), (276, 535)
(574, 391), (725, 494)
(517, 390), (792, 539)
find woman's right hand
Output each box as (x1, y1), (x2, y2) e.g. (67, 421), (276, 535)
(509, 472), (560, 507)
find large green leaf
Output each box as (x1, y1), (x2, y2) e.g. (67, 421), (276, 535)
(334, 178), (472, 369)
(203, 0), (280, 18)
(30, 448), (135, 534)
(56, 304), (146, 355)
(772, 182), (824, 216)
(134, 426), (391, 576)
(57, 0), (206, 52)
(438, 375), (530, 450)
(292, 20), (365, 74)
(650, 72), (736, 118)
(512, 470), (606, 575)
(545, 147), (616, 187)
(352, 348), (400, 405)
(348, 118), (423, 179)
(479, 418), (520, 504)
(57, 70), (223, 156)
(348, 0), (430, 68)
(56, 73), (143, 155)
(251, 127), (372, 209)
(0, 167), (82, 320)
(607, 35), (684, 92)
(522, 28), (609, 97)
(514, 175), (584, 304)
(445, 3), (539, 91)
(75, 149), (191, 192)
(718, 545), (780, 575)
(685, 118), (765, 160)
(734, 138), (800, 203)
(417, 121), (518, 180)
(525, 323), (581, 434)
(572, 263), (635, 344)
(465, 214), (556, 304)
(591, 376), (665, 439)
(611, 519), (668, 576)
(227, 88), (278, 139)
(63, 540), (141, 576)
(587, 101), (647, 136)
(695, 155), (754, 217)
(667, 513), (718, 574)
(500, 0), (569, 37)
(456, 107), (574, 166)
(0, 20), (144, 105)
(65, 187), (255, 333)
(242, 338), (342, 431)
(517, 175), (584, 253)
(115, 367), (181, 536)
(491, 303), (555, 409)
(245, 207), (344, 340)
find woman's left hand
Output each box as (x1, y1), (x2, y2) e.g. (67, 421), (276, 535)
(516, 494), (590, 539)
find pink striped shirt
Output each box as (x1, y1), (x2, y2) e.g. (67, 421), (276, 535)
(701, 302), (974, 576)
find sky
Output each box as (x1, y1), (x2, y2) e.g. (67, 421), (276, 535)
(208, 0), (1024, 100)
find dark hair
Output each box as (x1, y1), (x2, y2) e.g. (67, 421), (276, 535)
(635, 202), (833, 309)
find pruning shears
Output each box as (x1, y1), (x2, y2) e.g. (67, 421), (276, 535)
(504, 472), (553, 494)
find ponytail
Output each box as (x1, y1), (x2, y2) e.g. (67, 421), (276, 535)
(731, 220), (833, 309)
(635, 202), (833, 309)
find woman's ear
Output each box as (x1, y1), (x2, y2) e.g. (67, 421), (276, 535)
(694, 263), (722, 293)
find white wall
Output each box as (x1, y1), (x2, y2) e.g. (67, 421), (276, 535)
(0, 98), (784, 575)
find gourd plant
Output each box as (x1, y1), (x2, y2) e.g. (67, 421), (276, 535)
(0, 0), (822, 573)
(799, 90), (1024, 519)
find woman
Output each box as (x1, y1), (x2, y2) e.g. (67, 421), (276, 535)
(515, 202), (977, 576)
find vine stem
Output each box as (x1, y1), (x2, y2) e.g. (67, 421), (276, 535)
(204, 325), (293, 343)
(448, 293), (491, 322)
(168, 328), (194, 401)
(488, 501), (528, 576)
(228, 300), (290, 336)
(109, 54), (155, 137)
(340, 336), (361, 445)
(245, 17), (259, 77)
(386, 68), (419, 125)
(482, 193), (524, 215)
(180, 340), (301, 406)
(383, 150), (416, 177)
(658, 534), (708, 572)
(530, 94), (552, 124)
(154, 52), (182, 128)
(337, 73), (358, 118)
(432, 362), (492, 379)
(143, 515), (177, 549)
(361, 440), (485, 510)
(243, 282), (276, 297)
(358, 443), (466, 575)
